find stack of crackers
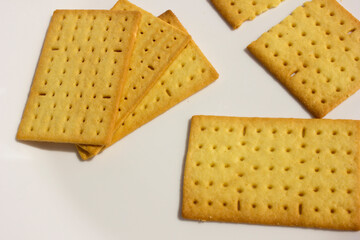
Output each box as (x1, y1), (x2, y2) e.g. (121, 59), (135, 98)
(16, 0), (219, 160)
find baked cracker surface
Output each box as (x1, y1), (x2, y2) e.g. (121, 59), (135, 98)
(248, 0), (360, 118)
(17, 10), (141, 145)
(211, 0), (285, 29)
(77, 10), (219, 160)
(183, 115), (360, 230)
(76, 11), (219, 158)
(77, 0), (191, 154)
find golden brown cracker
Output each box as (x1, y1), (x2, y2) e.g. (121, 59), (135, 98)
(77, 0), (191, 153)
(77, 10), (219, 160)
(211, 0), (285, 29)
(17, 10), (141, 145)
(111, 10), (219, 144)
(182, 115), (360, 230)
(248, 0), (360, 118)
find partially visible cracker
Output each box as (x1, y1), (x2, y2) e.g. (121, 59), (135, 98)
(17, 10), (141, 145)
(77, 0), (191, 154)
(112, 11), (219, 144)
(248, 0), (360, 118)
(183, 115), (360, 230)
(211, 0), (285, 29)
(77, 10), (219, 160)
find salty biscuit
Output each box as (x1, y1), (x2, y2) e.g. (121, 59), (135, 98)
(111, 11), (219, 147)
(17, 10), (141, 145)
(77, 10), (219, 160)
(182, 115), (360, 230)
(77, 0), (191, 154)
(211, 0), (285, 29)
(248, 0), (360, 118)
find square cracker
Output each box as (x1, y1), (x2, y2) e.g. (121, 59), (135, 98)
(77, 10), (219, 160)
(183, 115), (360, 230)
(77, 0), (191, 153)
(211, 0), (285, 29)
(248, 0), (360, 118)
(17, 10), (141, 145)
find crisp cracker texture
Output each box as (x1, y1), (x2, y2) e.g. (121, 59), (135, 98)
(17, 10), (141, 145)
(211, 0), (285, 29)
(248, 0), (360, 118)
(77, 0), (191, 154)
(110, 0), (191, 125)
(183, 115), (360, 230)
(76, 10), (219, 160)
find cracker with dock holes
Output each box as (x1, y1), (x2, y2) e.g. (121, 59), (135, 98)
(182, 115), (360, 230)
(77, 10), (219, 160)
(211, 0), (285, 29)
(77, 0), (191, 154)
(17, 10), (141, 145)
(248, 0), (360, 118)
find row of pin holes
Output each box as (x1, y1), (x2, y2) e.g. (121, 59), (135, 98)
(270, 34), (348, 67)
(230, 1), (273, 15)
(195, 179), (352, 195)
(140, 27), (165, 36)
(63, 99), (107, 113)
(51, 46), (122, 56)
(32, 114), (98, 133)
(279, 26), (345, 52)
(197, 143), (353, 156)
(196, 159), (353, 175)
(48, 65), (116, 77)
(58, 14), (109, 38)
(199, 126), (353, 137)
(195, 184), (352, 201)
(78, 129), (100, 136)
(196, 199), (352, 214)
(75, 90), (112, 100)
(129, 60), (204, 101)
(230, 0), (257, 6)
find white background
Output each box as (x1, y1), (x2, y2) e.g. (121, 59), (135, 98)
(1, 0), (360, 239)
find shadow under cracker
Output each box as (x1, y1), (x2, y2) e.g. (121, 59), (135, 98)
(243, 48), (313, 118)
(16, 139), (85, 161)
(18, 139), (74, 152)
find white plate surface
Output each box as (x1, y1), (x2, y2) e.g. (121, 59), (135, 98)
(1, 0), (360, 239)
